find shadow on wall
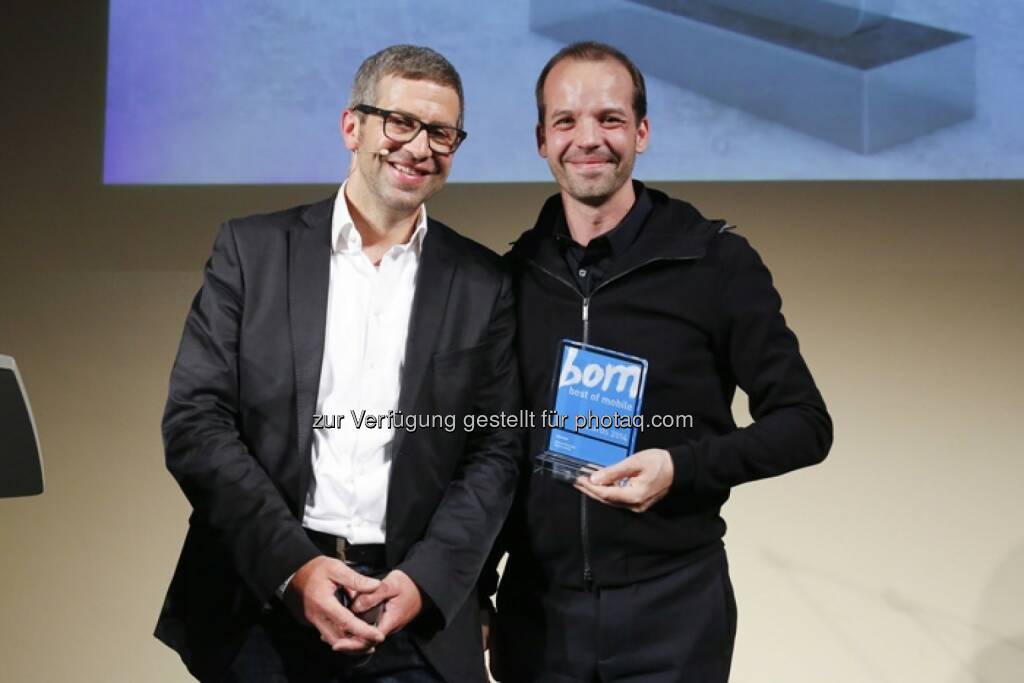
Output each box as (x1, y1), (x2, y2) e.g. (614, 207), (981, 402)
(762, 548), (900, 682)
(761, 544), (1024, 682)
(951, 543), (1024, 683)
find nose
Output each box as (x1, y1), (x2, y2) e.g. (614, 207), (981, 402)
(405, 127), (432, 159)
(576, 117), (601, 149)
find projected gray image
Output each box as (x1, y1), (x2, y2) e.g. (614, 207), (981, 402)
(698, 0), (896, 36)
(103, 1), (1021, 182)
(533, 0), (973, 153)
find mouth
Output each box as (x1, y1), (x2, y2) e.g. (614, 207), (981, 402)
(566, 158), (615, 173)
(386, 159), (432, 184)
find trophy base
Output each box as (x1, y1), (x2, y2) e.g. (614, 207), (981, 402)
(536, 452), (599, 485)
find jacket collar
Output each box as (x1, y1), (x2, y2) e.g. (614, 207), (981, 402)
(510, 185), (729, 276)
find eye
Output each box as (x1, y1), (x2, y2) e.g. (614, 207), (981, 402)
(388, 114), (417, 134)
(553, 117), (574, 129)
(428, 127), (457, 145)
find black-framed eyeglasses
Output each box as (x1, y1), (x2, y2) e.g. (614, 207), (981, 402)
(354, 104), (467, 155)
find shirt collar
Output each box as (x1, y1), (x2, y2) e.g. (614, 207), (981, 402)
(553, 180), (652, 257)
(331, 180), (429, 256)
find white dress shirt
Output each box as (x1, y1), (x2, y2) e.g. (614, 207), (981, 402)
(302, 182), (427, 544)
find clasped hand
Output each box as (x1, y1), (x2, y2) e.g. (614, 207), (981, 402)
(286, 556), (422, 653)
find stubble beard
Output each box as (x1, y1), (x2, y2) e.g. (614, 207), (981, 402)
(555, 157), (632, 206)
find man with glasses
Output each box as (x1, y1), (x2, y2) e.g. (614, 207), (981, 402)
(157, 45), (521, 683)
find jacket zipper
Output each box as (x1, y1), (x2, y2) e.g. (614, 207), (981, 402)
(580, 296), (593, 588)
(526, 255), (699, 589)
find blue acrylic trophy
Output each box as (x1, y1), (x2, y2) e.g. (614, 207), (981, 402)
(537, 340), (649, 483)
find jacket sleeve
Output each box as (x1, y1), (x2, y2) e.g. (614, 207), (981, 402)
(162, 222), (320, 603)
(667, 233), (833, 495)
(396, 271), (524, 627)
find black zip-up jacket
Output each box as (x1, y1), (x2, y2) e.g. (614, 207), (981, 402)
(492, 187), (832, 593)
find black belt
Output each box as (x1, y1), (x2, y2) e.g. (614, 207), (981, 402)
(305, 528), (388, 569)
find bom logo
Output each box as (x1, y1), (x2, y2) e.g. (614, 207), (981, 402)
(558, 346), (642, 399)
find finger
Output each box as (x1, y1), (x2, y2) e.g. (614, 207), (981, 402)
(574, 477), (614, 501)
(329, 561), (381, 593)
(320, 599), (385, 644)
(320, 631), (375, 654)
(327, 634), (378, 653)
(589, 460), (642, 486)
(312, 615), (349, 646)
(574, 478), (602, 499)
(376, 602), (405, 636)
(351, 588), (390, 614)
(574, 481), (631, 509)
(576, 475), (634, 499)
(576, 478), (645, 506)
(601, 486), (646, 506)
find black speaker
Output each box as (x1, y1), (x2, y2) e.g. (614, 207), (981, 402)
(0, 355), (44, 498)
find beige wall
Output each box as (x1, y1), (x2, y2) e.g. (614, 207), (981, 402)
(2, 4), (1022, 682)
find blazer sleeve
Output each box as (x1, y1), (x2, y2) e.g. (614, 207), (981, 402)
(396, 271), (524, 627)
(162, 222), (320, 603)
(668, 233), (833, 495)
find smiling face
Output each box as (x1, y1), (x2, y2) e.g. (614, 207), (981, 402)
(538, 58), (649, 206)
(342, 74), (461, 218)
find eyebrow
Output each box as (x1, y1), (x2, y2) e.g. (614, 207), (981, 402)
(549, 107), (629, 119)
(390, 108), (459, 129)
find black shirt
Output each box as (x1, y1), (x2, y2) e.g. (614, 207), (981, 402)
(553, 181), (653, 296)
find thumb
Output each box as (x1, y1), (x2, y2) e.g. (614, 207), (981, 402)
(351, 589), (387, 614)
(590, 459), (638, 486)
(330, 562), (381, 593)
(377, 601), (403, 636)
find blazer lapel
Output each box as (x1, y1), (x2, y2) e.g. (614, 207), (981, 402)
(290, 196), (333, 508)
(391, 220), (457, 460)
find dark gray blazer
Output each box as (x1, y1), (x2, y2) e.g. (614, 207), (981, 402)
(156, 195), (522, 682)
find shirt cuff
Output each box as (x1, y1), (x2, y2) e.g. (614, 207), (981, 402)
(275, 572), (296, 600)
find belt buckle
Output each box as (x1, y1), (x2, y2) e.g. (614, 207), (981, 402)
(335, 536), (348, 563)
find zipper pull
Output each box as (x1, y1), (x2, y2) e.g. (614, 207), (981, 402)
(581, 298), (591, 344)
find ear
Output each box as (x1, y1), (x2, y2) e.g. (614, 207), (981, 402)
(635, 116), (650, 154)
(536, 122), (548, 159)
(341, 109), (360, 152)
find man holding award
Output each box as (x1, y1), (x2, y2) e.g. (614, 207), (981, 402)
(487, 42), (833, 682)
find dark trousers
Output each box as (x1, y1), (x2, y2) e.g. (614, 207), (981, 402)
(219, 560), (441, 683)
(220, 620), (441, 683)
(492, 548), (737, 683)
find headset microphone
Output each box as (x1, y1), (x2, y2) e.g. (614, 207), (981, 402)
(377, 149), (391, 157)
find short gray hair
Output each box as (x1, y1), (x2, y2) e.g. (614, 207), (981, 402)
(348, 45), (464, 127)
